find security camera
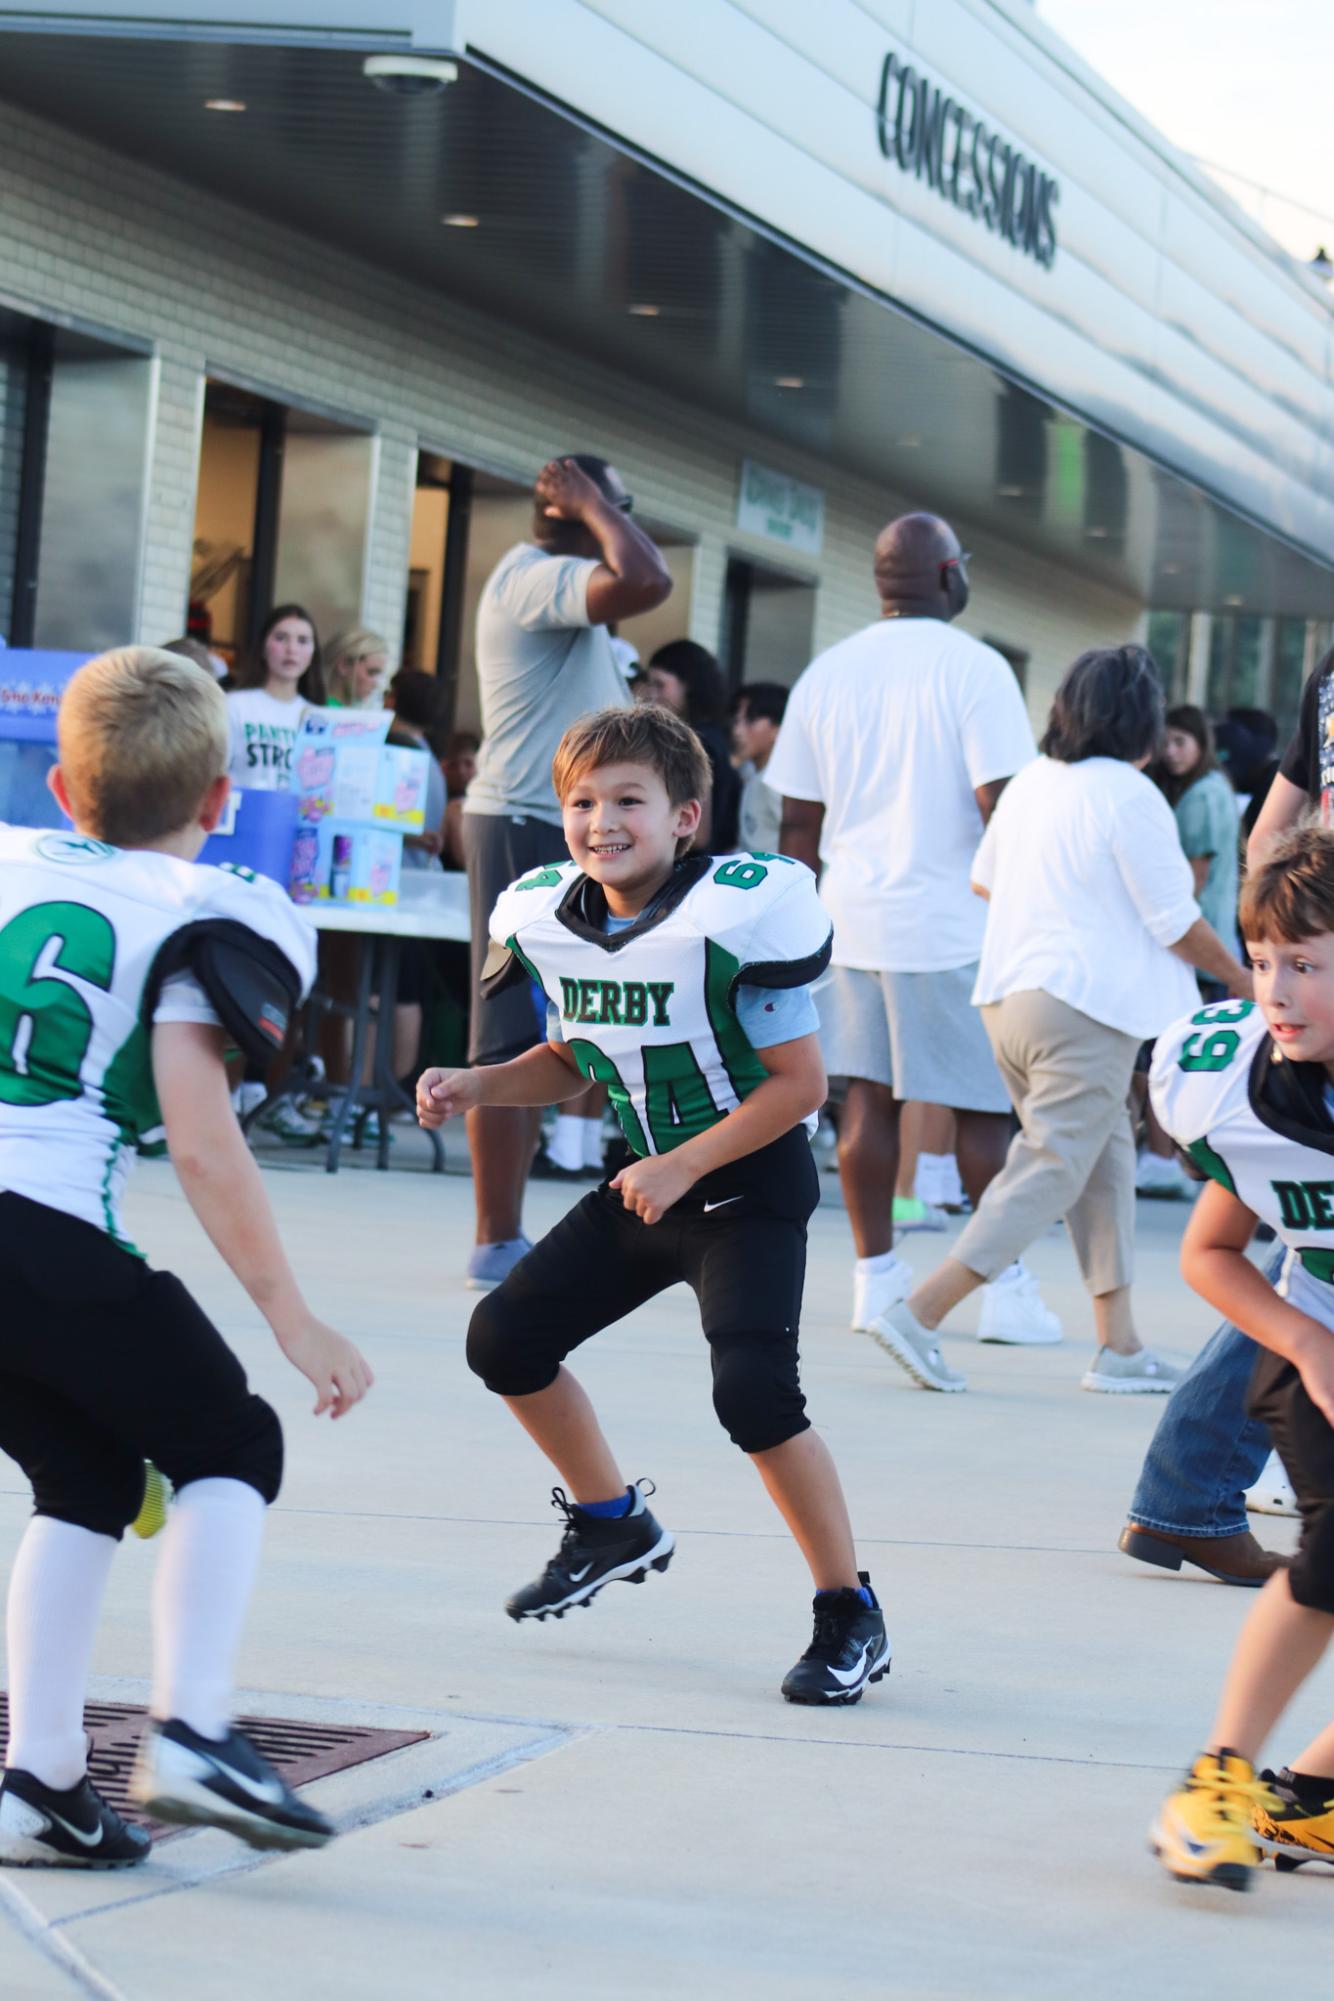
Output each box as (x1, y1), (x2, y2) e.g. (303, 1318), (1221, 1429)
(362, 55), (459, 97)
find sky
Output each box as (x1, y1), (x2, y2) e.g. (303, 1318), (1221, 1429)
(1035, 0), (1334, 266)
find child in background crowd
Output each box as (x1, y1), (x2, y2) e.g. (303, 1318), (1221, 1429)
(325, 627), (390, 711)
(224, 604), (325, 793)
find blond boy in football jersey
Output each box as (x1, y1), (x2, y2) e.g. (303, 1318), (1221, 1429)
(0, 648), (371, 1869)
(418, 703), (889, 1704)
(1149, 824), (1334, 1889)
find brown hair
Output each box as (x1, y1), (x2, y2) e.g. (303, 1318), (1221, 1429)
(1239, 823), (1334, 944)
(1155, 703), (1219, 807)
(551, 704), (711, 819)
(58, 646), (229, 846)
(232, 603), (325, 704)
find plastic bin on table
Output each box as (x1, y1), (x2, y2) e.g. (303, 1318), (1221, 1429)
(0, 649), (92, 827)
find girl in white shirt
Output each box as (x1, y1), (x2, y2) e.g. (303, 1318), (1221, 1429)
(225, 604), (325, 791)
(871, 646), (1252, 1397)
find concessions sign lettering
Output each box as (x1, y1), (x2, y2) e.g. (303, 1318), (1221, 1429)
(876, 51), (1059, 269)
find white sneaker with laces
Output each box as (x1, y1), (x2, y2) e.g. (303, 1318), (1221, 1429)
(977, 1261), (1063, 1344)
(851, 1255), (914, 1332)
(1244, 1451), (1299, 1518)
(1135, 1152), (1197, 1200)
(1081, 1347), (1183, 1394)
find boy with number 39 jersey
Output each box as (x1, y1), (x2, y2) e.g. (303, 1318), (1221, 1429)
(419, 704), (891, 1706)
(1147, 827), (1334, 1891)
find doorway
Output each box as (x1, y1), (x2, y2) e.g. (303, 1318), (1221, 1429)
(722, 556), (817, 690)
(190, 381), (373, 668)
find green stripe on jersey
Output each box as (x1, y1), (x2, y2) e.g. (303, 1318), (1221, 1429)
(703, 941), (768, 1104)
(1187, 1137), (1236, 1195)
(1300, 1248), (1334, 1284)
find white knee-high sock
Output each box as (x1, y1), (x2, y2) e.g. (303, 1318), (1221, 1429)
(5, 1517), (117, 1788)
(151, 1478), (266, 1741)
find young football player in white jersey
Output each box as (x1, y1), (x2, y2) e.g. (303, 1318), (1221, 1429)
(1148, 825), (1334, 1890)
(418, 704), (890, 1704)
(0, 648), (372, 1869)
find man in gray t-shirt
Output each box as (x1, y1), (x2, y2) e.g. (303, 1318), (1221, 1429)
(461, 453), (671, 1290)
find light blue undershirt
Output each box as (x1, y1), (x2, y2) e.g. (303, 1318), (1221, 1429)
(545, 910), (819, 1049)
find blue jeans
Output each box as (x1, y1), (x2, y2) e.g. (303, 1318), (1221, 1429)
(1127, 1248), (1281, 1537)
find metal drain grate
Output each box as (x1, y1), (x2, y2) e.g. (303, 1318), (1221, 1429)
(0, 1695), (428, 1840)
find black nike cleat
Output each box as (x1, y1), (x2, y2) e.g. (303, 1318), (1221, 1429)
(130, 1719), (334, 1852)
(506, 1482), (675, 1622)
(0, 1767), (151, 1868)
(781, 1573), (892, 1706)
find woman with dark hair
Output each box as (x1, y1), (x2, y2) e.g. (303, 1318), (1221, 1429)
(1155, 704), (1240, 967)
(225, 603), (325, 791)
(870, 645), (1253, 1397)
(646, 640), (741, 851)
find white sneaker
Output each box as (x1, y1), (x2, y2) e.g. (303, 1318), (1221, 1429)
(851, 1255), (914, 1332)
(863, 1303), (967, 1393)
(977, 1261), (1063, 1345)
(1081, 1347), (1183, 1394)
(1245, 1451), (1299, 1518)
(1135, 1152), (1197, 1200)
(230, 1080), (267, 1121)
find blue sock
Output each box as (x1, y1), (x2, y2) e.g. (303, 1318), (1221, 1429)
(816, 1584), (875, 1608)
(574, 1486), (635, 1520)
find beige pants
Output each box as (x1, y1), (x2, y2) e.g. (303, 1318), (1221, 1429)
(953, 989), (1140, 1296)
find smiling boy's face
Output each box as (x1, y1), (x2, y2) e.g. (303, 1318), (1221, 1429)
(561, 758), (701, 915)
(1247, 931), (1334, 1073)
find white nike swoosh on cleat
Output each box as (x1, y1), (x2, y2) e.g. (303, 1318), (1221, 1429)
(567, 1563), (594, 1582)
(44, 1810), (104, 1848)
(703, 1197), (742, 1213)
(827, 1644), (872, 1687)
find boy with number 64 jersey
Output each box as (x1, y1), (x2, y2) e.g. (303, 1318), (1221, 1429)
(418, 704), (892, 1705)
(1147, 825), (1334, 1890)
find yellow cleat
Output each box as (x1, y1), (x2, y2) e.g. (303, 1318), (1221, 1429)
(1150, 1752), (1278, 1892)
(130, 1461), (171, 1540)
(1254, 1768), (1334, 1872)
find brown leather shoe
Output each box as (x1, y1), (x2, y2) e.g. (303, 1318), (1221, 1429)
(1118, 1524), (1289, 1587)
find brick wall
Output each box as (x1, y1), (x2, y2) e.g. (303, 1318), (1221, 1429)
(0, 98), (1142, 719)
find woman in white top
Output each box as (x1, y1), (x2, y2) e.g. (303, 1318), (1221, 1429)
(225, 603), (325, 791)
(873, 646), (1252, 1397)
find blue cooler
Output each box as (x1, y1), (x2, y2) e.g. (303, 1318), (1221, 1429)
(0, 649), (93, 828)
(199, 787), (298, 887)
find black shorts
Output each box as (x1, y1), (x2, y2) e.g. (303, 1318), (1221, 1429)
(0, 1194), (283, 1538)
(1249, 1345), (1334, 1613)
(466, 1127), (819, 1455)
(463, 812), (566, 1065)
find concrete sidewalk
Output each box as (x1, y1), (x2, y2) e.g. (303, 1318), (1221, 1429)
(0, 1159), (1324, 2000)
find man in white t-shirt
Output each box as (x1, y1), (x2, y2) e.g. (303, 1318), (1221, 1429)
(461, 454), (672, 1290)
(765, 512), (1055, 1348)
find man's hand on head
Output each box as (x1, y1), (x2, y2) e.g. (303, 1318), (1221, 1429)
(536, 458), (606, 523)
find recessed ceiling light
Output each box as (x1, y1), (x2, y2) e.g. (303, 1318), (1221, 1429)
(1161, 562), (1181, 574)
(996, 484), (1027, 498)
(627, 304), (661, 317)
(441, 213), (479, 228)
(774, 375), (804, 389)
(1224, 594), (1245, 606)
(1086, 526), (1109, 538)
(205, 99), (247, 112)
(896, 435), (921, 450)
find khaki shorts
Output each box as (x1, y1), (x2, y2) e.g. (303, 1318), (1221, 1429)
(817, 962), (1011, 1114)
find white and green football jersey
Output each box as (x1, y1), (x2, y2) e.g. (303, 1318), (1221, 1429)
(487, 852), (832, 1158)
(0, 825), (315, 1252)
(1151, 997), (1334, 1316)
